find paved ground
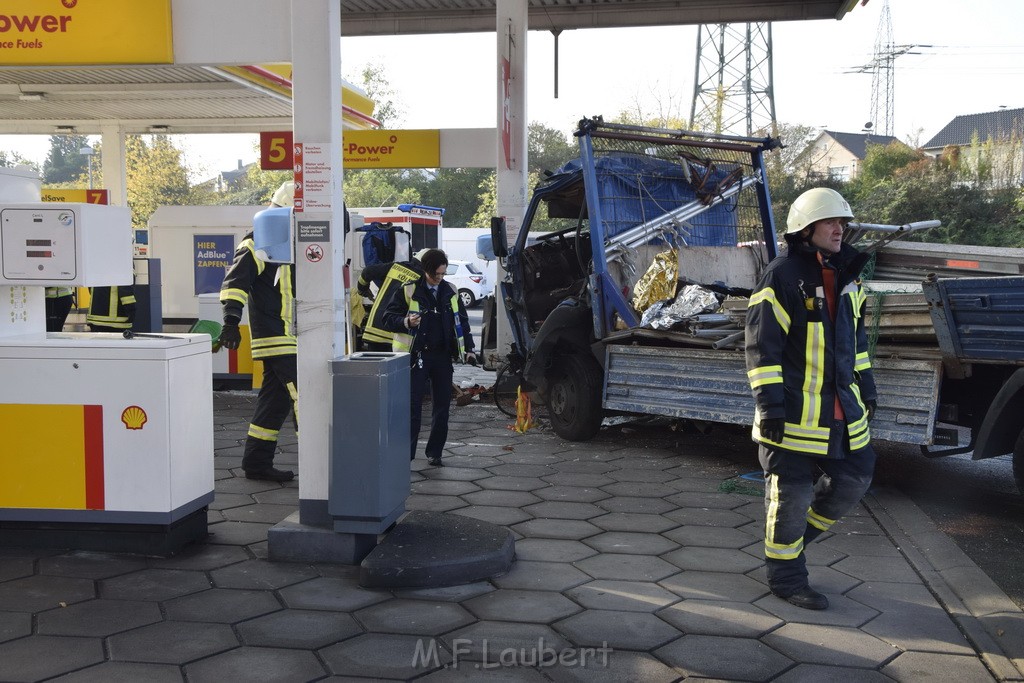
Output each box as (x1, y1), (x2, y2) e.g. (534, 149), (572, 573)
(1, 365), (1023, 682)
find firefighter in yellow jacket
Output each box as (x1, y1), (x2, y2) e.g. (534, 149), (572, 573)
(87, 285), (135, 332)
(745, 188), (877, 611)
(217, 182), (296, 482)
(358, 249), (429, 351)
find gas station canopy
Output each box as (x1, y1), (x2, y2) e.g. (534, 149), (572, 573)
(0, 0), (859, 135)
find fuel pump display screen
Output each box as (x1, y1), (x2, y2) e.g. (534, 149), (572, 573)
(1, 208), (77, 281)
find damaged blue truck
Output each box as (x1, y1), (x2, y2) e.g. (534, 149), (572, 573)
(489, 117), (1024, 493)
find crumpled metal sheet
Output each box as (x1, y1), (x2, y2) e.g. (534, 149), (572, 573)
(632, 249), (678, 312)
(640, 283), (722, 330)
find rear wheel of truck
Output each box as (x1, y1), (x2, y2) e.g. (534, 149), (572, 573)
(546, 353), (603, 441)
(1014, 429), (1024, 494)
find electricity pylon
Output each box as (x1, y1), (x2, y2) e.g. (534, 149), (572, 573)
(689, 22), (776, 136)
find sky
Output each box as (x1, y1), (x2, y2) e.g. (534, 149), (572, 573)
(2, 0), (1023, 182)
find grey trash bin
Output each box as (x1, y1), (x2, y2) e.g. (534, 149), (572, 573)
(329, 351), (411, 534)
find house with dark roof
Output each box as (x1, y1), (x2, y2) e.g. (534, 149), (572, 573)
(922, 107), (1024, 186)
(801, 130), (904, 181)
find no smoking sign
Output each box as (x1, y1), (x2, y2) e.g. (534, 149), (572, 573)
(305, 244), (324, 263)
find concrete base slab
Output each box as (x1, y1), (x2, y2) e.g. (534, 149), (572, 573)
(359, 510), (515, 589)
(268, 512), (377, 564)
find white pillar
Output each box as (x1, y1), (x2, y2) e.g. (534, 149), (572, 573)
(290, 0), (345, 525)
(495, 0), (529, 361)
(99, 125), (127, 206)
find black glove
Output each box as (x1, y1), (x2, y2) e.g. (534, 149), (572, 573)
(760, 417), (785, 443)
(219, 319), (242, 350)
(466, 352), (478, 367)
(866, 399), (877, 421)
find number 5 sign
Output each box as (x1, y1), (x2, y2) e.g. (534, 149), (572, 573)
(260, 131), (294, 170)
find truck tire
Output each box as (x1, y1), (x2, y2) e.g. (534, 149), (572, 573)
(1015, 429), (1024, 495)
(546, 353), (603, 441)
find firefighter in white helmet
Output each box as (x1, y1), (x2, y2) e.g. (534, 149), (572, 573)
(744, 187), (878, 610)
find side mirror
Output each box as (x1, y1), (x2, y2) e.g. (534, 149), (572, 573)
(490, 216), (509, 258)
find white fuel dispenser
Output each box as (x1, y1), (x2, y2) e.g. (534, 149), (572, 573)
(0, 166), (214, 555)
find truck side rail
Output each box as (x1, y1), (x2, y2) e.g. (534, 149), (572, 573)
(602, 344), (941, 445)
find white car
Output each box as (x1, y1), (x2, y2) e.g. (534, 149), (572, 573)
(446, 260), (489, 308)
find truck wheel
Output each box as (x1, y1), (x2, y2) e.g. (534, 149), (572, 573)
(1014, 430), (1024, 494)
(459, 289), (476, 308)
(546, 353), (603, 441)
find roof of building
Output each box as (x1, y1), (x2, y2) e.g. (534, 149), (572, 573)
(923, 107), (1024, 150)
(822, 130), (902, 159)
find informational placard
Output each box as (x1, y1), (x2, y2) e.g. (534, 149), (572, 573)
(193, 234), (234, 295)
(294, 142), (331, 212)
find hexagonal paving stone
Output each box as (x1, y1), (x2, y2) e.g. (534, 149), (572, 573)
(406, 493), (468, 513)
(657, 599), (782, 637)
(108, 621), (238, 664)
(555, 609), (680, 650)
(0, 635), (105, 681)
(574, 554), (679, 582)
(163, 588), (282, 623)
(487, 463), (558, 478)
(588, 512), (678, 534)
(463, 589), (581, 623)
(513, 538), (598, 563)
(0, 611), (31, 643)
(221, 503), (296, 524)
(663, 506), (753, 527)
(533, 486), (611, 503)
(37, 598), (162, 636)
(604, 467), (677, 482)
(47, 661), (185, 682)
(662, 546), (764, 574)
(443, 621), (569, 662)
(830, 555), (919, 583)
(461, 490), (543, 507)
(421, 466), (492, 482)
(491, 561), (591, 592)
(418, 664), (551, 681)
(320, 633), (451, 678)
(185, 646), (326, 683)
(411, 479), (482, 496)
(662, 524), (759, 549)
(656, 634), (793, 681)
(541, 473), (615, 488)
(0, 574), (96, 613)
(664, 490), (748, 509)
(600, 481), (677, 498)
(476, 476), (551, 492)
(543, 649), (680, 683)
(659, 570), (770, 602)
(593, 495), (676, 515)
(0, 555), (35, 582)
(209, 558), (319, 590)
(511, 518), (602, 540)
(206, 520), (274, 546)
(38, 552), (147, 579)
(582, 531), (679, 556)
(278, 576), (390, 612)
(773, 663), (894, 682)
(395, 581), (495, 603)
(881, 651), (996, 682)
(99, 568), (210, 602)
(762, 623), (899, 669)
(754, 593), (879, 628)
(549, 461), (618, 475)
(566, 579), (679, 612)
(523, 501), (605, 520)
(147, 543), (249, 571)
(450, 505), (533, 525)
(355, 599), (474, 635)
(251, 486), (301, 505)
(238, 608), (362, 649)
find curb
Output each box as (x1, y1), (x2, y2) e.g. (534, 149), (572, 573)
(864, 486), (1024, 681)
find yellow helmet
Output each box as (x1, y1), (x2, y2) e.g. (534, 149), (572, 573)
(786, 188), (853, 235)
(270, 181), (294, 207)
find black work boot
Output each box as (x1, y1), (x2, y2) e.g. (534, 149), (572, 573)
(244, 467), (295, 482)
(774, 585), (828, 610)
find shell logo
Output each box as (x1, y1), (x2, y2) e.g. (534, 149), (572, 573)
(121, 405), (148, 430)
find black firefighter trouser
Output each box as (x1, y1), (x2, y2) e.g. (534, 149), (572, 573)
(243, 354), (298, 473)
(759, 429), (877, 596)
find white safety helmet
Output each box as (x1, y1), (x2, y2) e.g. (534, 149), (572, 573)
(270, 181), (294, 208)
(413, 248), (431, 262)
(785, 187), (853, 235)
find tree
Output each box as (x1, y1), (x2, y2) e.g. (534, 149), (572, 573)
(125, 135), (195, 229)
(344, 168), (420, 208)
(354, 63), (404, 127)
(407, 167), (492, 227)
(528, 122), (575, 175)
(43, 134), (91, 184)
(0, 150), (39, 171)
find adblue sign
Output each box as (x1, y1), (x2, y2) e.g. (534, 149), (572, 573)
(260, 130), (441, 170)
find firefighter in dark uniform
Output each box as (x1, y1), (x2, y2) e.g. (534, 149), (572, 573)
(381, 249), (476, 466)
(745, 187), (878, 610)
(357, 249), (428, 351)
(87, 285), (135, 332)
(217, 182), (296, 482)
(45, 286), (74, 332)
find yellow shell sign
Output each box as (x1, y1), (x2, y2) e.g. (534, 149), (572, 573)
(344, 130), (440, 169)
(0, 0), (173, 65)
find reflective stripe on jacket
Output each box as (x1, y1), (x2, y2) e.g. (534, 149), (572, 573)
(86, 286), (135, 329)
(220, 234), (296, 359)
(744, 242), (876, 457)
(362, 262), (420, 345)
